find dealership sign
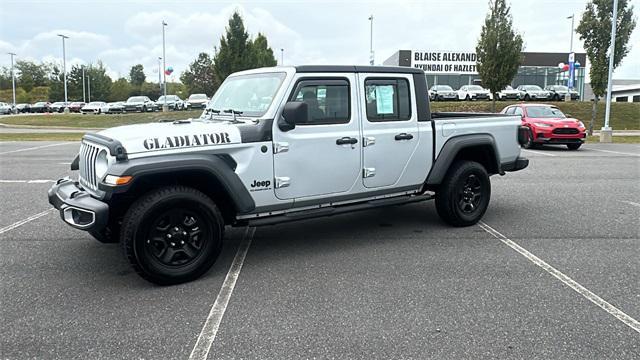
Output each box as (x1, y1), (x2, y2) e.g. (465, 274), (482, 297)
(411, 51), (478, 74)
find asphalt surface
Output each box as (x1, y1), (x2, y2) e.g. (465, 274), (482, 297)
(0, 141), (638, 359)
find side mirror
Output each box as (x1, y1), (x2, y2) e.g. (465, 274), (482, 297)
(279, 101), (308, 132)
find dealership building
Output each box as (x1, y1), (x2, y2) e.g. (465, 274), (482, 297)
(383, 50), (587, 99)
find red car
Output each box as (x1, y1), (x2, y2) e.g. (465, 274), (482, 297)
(501, 103), (586, 150)
(68, 102), (86, 113)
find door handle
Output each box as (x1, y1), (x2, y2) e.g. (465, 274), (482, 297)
(336, 137), (358, 145)
(394, 133), (414, 141)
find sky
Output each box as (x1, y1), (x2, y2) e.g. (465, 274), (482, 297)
(0, 0), (638, 83)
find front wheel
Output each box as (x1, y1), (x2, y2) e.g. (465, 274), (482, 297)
(567, 143), (582, 150)
(121, 186), (224, 285)
(435, 160), (491, 227)
(522, 128), (535, 149)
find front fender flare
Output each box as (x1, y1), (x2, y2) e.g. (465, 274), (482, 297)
(101, 153), (255, 214)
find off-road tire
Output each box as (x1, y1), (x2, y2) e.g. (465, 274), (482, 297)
(435, 160), (491, 227)
(121, 186), (224, 285)
(567, 143), (582, 150)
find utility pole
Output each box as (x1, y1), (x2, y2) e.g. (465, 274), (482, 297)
(280, 48), (284, 66)
(8, 52), (16, 110)
(601, 0), (618, 143)
(368, 15), (374, 65)
(88, 76), (91, 102)
(162, 20), (168, 112)
(158, 57), (162, 94)
(82, 66), (86, 103)
(57, 34), (69, 110)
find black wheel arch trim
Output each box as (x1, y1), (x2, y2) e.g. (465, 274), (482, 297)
(100, 153), (255, 214)
(425, 134), (501, 185)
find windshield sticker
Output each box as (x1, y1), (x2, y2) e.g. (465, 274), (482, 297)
(143, 132), (233, 150)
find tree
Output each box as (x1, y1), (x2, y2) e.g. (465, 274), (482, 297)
(475, 0), (523, 112)
(576, 0), (636, 134)
(109, 78), (133, 102)
(67, 65), (86, 101)
(15, 60), (50, 92)
(48, 65), (64, 101)
(86, 61), (113, 101)
(213, 11), (254, 82)
(181, 52), (219, 96)
(250, 33), (278, 68)
(129, 64), (146, 86)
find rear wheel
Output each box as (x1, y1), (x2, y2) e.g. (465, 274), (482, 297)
(435, 161), (491, 227)
(121, 186), (224, 285)
(465, 94), (471, 101)
(567, 143), (582, 150)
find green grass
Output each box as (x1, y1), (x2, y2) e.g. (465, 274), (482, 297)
(586, 135), (640, 144)
(0, 133), (86, 141)
(0, 110), (203, 128)
(431, 101), (640, 130)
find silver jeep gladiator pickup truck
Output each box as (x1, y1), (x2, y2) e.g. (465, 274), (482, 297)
(49, 65), (529, 285)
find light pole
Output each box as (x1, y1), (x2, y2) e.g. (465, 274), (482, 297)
(88, 76), (91, 102)
(158, 57), (162, 94)
(57, 34), (69, 109)
(565, 14), (575, 101)
(601, 0), (619, 143)
(280, 48), (284, 66)
(8, 52), (16, 110)
(368, 15), (374, 65)
(162, 20), (168, 112)
(567, 14), (574, 52)
(82, 66), (86, 103)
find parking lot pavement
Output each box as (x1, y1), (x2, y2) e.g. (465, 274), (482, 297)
(1, 142), (639, 359)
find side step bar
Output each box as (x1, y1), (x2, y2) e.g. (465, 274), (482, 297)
(246, 193), (434, 227)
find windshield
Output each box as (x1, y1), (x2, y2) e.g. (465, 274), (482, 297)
(189, 94), (207, 100)
(435, 85), (453, 91)
(127, 96), (146, 102)
(205, 72), (287, 117)
(554, 85), (568, 91)
(88, 102), (103, 106)
(504, 85), (513, 90)
(526, 106), (565, 118)
(526, 85), (543, 91)
(468, 85), (484, 91)
(158, 96), (177, 102)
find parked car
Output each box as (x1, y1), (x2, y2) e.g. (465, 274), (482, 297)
(457, 85), (490, 101)
(428, 85), (458, 101)
(101, 102), (125, 114)
(15, 103), (31, 113)
(49, 101), (70, 113)
(81, 101), (107, 114)
(48, 65), (529, 285)
(185, 93), (208, 109)
(0, 102), (13, 115)
(68, 102), (86, 113)
(495, 85), (520, 101)
(544, 85), (580, 101)
(31, 102), (51, 113)
(124, 96), (156, 112)
(156, 95), (185, 110)
(516, 85), (551, 101)
(501, 103), (585, 150)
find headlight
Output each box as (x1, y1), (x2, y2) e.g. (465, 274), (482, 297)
(578, 121), (585, 128)
(95, 150), (109, 179)
(533, 122), (553, 127)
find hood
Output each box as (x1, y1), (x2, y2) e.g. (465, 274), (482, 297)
(528, 117), (581, 126)
(96, 120), (242, 154)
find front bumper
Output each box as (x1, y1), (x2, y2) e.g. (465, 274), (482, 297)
(48, 178), (109, 231)
(533, 129), (586, 144)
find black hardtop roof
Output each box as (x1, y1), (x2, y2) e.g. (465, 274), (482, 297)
(295, 65), (424, 74)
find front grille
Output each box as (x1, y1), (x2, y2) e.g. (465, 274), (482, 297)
(79, 141), (101, 191)
(553, 128), (579, 135)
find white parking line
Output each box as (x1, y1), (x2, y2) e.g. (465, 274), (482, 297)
(521, 149), (557, 157)
(478, 221), (640, 334)
(189, 227), (256, 360)
(0, 179), (56, 183)
(583, 147), (640, 157)
(620, 200), (640, 208)
(0, 142), (74, 155)
(0, 209), (56, 235)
